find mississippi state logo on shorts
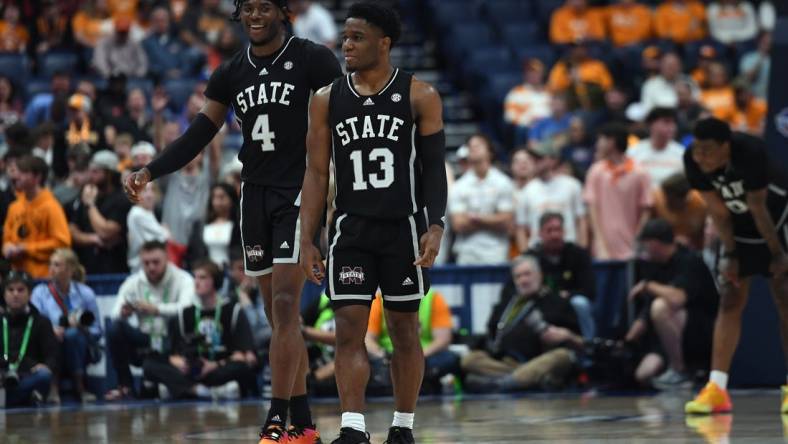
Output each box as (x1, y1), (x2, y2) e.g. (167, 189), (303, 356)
(245, 245), (265, 262)
(339, 267), (365, 284)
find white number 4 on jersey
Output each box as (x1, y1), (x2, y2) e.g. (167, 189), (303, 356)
(252, 114), (276, 152)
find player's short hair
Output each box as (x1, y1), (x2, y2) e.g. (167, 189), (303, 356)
(347, 1), (401, 47)
(694, 117), (732, 144)
(597, 122), (629, 154)
(232, 0), (289, 22)
(16, 154), (48, 185)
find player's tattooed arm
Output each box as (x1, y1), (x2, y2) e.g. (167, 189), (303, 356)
(300, 85), (333, 284)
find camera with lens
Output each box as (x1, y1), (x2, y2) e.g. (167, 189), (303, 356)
(0, 357), (19, 389)
(59, 310), (95, 329)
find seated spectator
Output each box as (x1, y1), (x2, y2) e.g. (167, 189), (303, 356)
(131, 140), (156, 170)
(690, 44), (718, 89)
(655, 0), (707, 44)
(651, 172), (707, 250)
(34, 0), (72, 54)
(68, 150), (132, 274)
(31, 123), (57, 169)
(699, 62), (736, 123)
(30, 249), (101, 403)
(24, 72), (71, 128)
(53, 144), (91, 207)
(731, 81), (767, 136)
(739, 32), (771, 99)
(190, 183), (241, 268)
(528, 94), (574, 146)
(547, 42), (613, 111)
(179, 0), (230, 53)
(639, 52), (699, 115)
(628, 107), (685, 189)
(66, 93), (101, 150)
(707, 0), (758, 46)
(111, 88), (153, 144)
(585, 124), (652, 260)
(92, 15), (148, 79)
(290, 0), (339, 48)
(206, 26), (243, 71)
(127, 182), (169, 272)
(605, 0), (653, 48)
(0, 271), (58, 407)
(593, 85), (632, 131)
(516, 142), (586, 252)
(107, 240), (196, 400)
(142, 6), (204, 81)
(0, 76), (22, 131)
(228, 250), (270, 353)
(638, 45), (662, 87)
(448, 134), (514, 265)
(3, 155), (71, 278)
(504, 59), (552, 146)
(0, 4), (29, 53)
(624, 220), (718, 388)
(461, 256), (583, 392)
(112, 132), (134, 173)
(675, 80), (708, 139)
(526, 213), (596, 339)
(142, 259), (257, 399)
(549, 0), (606, 45)
(71, 0), (113, 49)
(365, 290), (459, 394)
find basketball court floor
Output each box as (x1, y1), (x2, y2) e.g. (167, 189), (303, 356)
(3, 390), (788, 443)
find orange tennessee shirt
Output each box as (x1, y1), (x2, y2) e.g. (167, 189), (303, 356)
(655, 0), (706, 43)
(605, 3), (653, 47)
(731, 98), (767, 135)
(700, 87), (736, 123)
(367, 292), (453, 336)
(0, 22), (29, 52)
(548, 59), (613, 92)
(550, 6), (607, 44)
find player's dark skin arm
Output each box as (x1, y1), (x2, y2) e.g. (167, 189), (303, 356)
(747, 189), (788, 274)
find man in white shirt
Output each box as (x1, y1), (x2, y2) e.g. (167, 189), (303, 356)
(639, 52), (699, 115)
(106, 240), (196, 399)
(448, 134), (515, 265)
(628, 107), (686, 188)
(516, 142), (587, 252)
(289, 0), (338, 48)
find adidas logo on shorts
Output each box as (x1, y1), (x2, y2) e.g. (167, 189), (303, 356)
(280, 241), (289, 249)
(402, 277), (414, 286)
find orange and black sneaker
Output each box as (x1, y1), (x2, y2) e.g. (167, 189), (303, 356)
(685, 382), (733, 414)
(287, 424), (322, 444)
(259, 424), (288, 444)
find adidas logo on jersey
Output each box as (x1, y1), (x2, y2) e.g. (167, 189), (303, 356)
(280, 241), (290, 249)
(271, 415), (281, 422)
(402, 277), (414, 286)
(363, 97), (375, 106)
(259, 67), (269, 76)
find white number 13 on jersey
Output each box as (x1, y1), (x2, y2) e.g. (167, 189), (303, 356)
(252, 114), (276, 152)
(350, 148), (394, 190)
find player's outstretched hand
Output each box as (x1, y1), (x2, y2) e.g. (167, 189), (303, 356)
(301, 242), (325, 285)
(123, 168), (151, 203)
(414, 225), (443, 268)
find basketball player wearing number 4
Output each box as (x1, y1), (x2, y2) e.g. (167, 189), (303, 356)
(123, 1), (342, 443)
(299, 3), (447, 444)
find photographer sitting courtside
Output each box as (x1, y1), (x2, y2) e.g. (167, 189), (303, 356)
(142, 260), (258, 399)
(1, 271), (58, 407)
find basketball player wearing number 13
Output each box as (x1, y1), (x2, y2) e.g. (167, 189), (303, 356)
(122, 1), (342, 443)
(300, 3), (447, 444)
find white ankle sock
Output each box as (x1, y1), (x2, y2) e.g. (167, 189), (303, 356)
(392, 411), (414, 429)
(341, 412), (365, 433)
(710, 370), (728, 390)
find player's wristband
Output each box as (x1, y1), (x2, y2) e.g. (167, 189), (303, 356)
(419, 130), (447, 229)
(147, 113), (220, 180)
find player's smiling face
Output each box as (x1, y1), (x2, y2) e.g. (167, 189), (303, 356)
(342, 18), (386, 71)
(692, 138), (731, 173)
(240, 0), (284, 46)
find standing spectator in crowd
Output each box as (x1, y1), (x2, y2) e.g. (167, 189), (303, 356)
(731, 81), (767, 136)
(0, 4), (29, 53)
(33, 0), (72, 54)
(651, 173), (708, 250)
(548, 42), (613, 112)
(516, 143), (586, 252)
(3, 155), (71, 278)
(68, 150), (132, 274)
(107, 240), (195, 400)
(625, 220), (718, 388)
(699, 62), (736, 123)
(448, 134), (514, 265)
(549, 0), (606, 45)
(142, 259), (257, 400)
(142, 5), (204, 81)
(605, 0), (653, 48)
(462, 256), (583, 392)
(71, 0), (113, 49)
(585, 124), (652, 260)
(179, 0), (229, 54)
(559, 116), (596, 180)
(675, 80), (708, 139)
(628, 107), (685, 189)
(24, 72), (71, 128)
(739, 32), (771, 100)
(366, 290), (459, 394)
(707, 0), (758, 46)
(53, 145), (91, 207)
(290, 0), (339, 48)
(526, 213), (596, 338)
(640, 52), (699, 115)
(111, 88), (153, 144)
(31, 249), (101, 403)
(193, 183), (241, 268)
(655, 0), (707, 44)
(0, 271), (58, 407)
(126, 182), (169, 272)
(228, 250), (271, 354)
(528, 94), (574, 146)
(92, 15), (149, 79)
(131, 140), (157, 171)
(0, 76), (22, 131)
(504, 59), (552, 146)
(66, 93), (101, 151)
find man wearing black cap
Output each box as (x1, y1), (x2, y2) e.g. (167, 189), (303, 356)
(626, 219), (718, 390)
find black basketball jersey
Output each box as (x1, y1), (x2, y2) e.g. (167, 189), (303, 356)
(329, 69), (419, 220)
(204, 37), (342, 187)
(685, 132), (788, 240)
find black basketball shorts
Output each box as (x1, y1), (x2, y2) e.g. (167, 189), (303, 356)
(733, 223), (788, 277)
(327, 211), (430, 312)
(239, 183), (302, 276)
